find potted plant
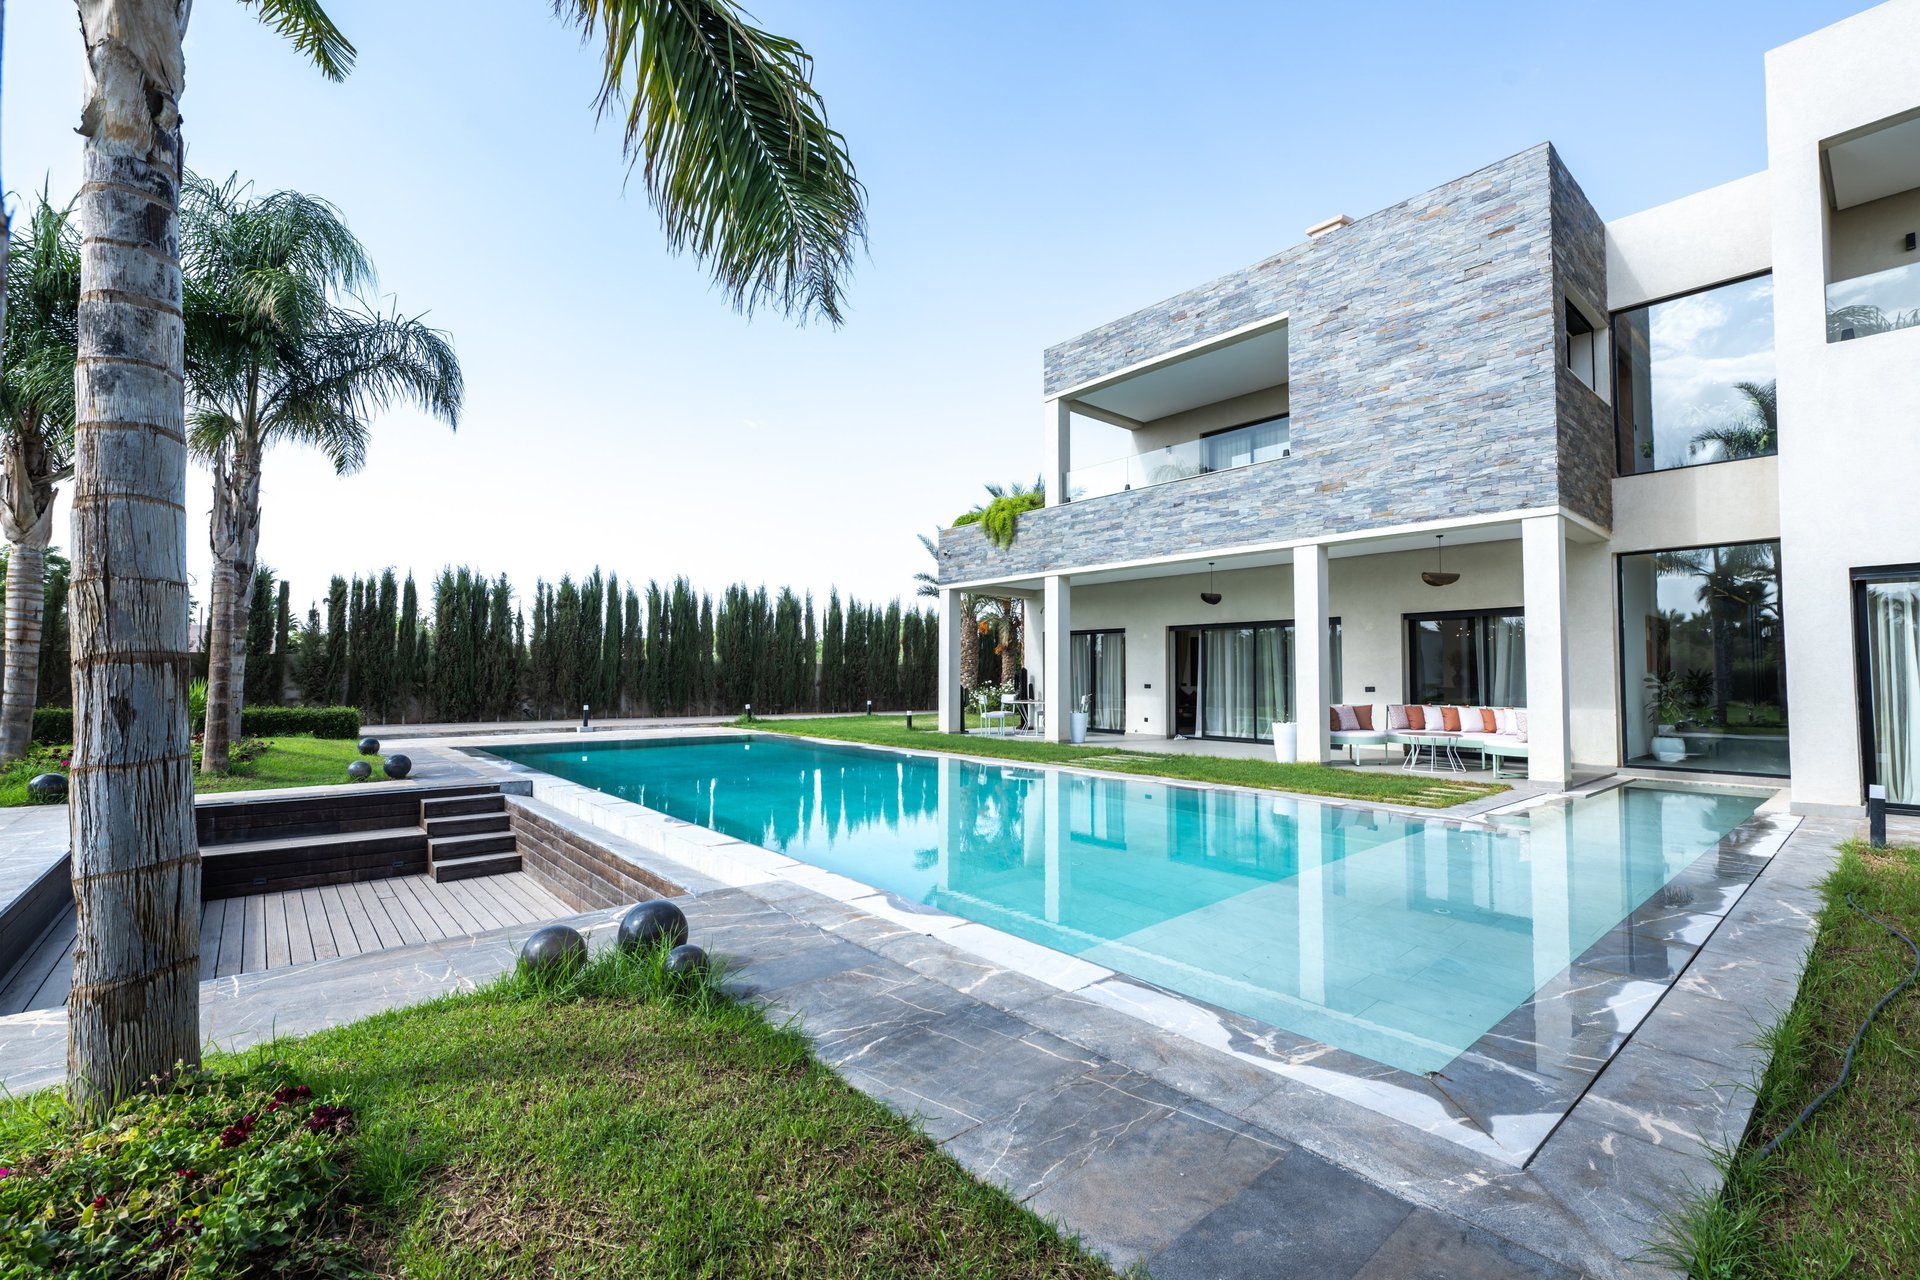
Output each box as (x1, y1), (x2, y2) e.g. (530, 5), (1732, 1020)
(1271, 718), (1297, 764)
(1643, 671), (1695, 763)
(1070, 694), (1090, 744)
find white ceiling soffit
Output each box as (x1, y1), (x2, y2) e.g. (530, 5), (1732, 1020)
(1827, 114), (1920, 210)
(1074, 322), (1289, 423)
(1059, 521), (1525, 587)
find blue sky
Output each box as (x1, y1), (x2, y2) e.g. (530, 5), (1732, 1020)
(0, 0), (1873, 621)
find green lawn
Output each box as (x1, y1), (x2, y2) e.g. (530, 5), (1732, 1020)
(743, 715), (1507, 809)
(0, 947), (1114, 1278)
(1663, 839), (1920, 1278)
(1, 735), (393, 807)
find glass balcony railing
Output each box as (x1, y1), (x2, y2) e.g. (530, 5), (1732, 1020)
(1065, 415), (1291, 503)
(1828, 259), (1920, 342)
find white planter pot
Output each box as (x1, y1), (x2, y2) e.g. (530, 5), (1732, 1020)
(1069, 712), (1089, 744)
(1651, 734), (1688, 765)
(1271, 721), (1297, 763)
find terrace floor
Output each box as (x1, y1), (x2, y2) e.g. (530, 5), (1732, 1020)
(0, 870), (571, 1017)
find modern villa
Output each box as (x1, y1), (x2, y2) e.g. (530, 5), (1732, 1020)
(936, 3), (1920, 818)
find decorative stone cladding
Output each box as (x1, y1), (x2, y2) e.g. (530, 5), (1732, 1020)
(940, 144), (1614, 585)
(507, 798), (683, 911)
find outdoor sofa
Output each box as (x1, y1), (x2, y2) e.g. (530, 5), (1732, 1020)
(1326, 704), (1531, 777)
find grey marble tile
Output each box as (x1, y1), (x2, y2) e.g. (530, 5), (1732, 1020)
(1147, 1146), (1413, 1280)
(1349, 1207), (1579, 1280)
(1023, 1104), (1286, 1271)
(1527, 1115), (1717, 1267)
(1575, 1049), (1758, 1161)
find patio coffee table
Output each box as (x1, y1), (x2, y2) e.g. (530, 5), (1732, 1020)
(1398, 732), (1466, 774)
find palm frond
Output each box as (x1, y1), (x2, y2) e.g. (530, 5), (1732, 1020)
(263, 306), (463, 473)
(3, 190), (82, 448)
(555, 0), (866, 325)
(238, 0), (357, 81)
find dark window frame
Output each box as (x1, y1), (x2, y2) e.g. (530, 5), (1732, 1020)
(1609, 270), (1776, 479)
(1613, 538), (1789, 779)
(1070, 628), (1128, 736)
(1851, 562), (1920, 812)
(1168, 616), (1343, 744)
(1402, 608), (1525, 708)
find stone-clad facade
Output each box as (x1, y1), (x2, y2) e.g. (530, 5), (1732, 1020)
(940, 144), (1613, 584)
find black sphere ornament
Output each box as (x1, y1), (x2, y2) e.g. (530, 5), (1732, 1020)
(27, 773), (68, 803)
(346, 759), (373, 782)
(520, 924), (588, 974)
(664, 944), (709, 978)
(382, 753), (413, 780)
(357, 736), (381, 756)
(618, 900), (689, 953)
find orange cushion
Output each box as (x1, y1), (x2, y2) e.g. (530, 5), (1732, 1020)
(1478, 708), (1498, 733)
(1329, 707), (1340, 731)
(1406, 706), (1425, 730)
(1354, 705), (1374, 731)
(1441, 707), (1462, 732)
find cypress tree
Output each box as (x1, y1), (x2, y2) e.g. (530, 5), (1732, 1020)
(621, 587), (642, 714)
(821, 590), (844, 712)
(270, 579), (291, 705)
(697, 592), (716, 715)
(324, 577), (349, 704)
(487, 575), (515, 718)
(645, 581), (667, 716)
(396, 575), (420, 720)
(295, 605), (328, 704)
(802, 592), (818, 711)
(243, 567), (276, 705)
(552, 576), (582, 714)
(601, 572), (623, 711)
(369, 570), (398, 720)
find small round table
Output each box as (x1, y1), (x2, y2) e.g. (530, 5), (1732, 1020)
(1398, 732), (1466, 774)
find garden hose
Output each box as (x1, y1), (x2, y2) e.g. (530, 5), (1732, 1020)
(1754, 893), (1920, 1160)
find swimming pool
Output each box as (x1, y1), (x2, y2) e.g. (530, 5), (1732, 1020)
(488, 736), (1767, 1074)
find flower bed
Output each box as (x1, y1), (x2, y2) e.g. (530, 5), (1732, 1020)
(0, 1065), (356, 1277)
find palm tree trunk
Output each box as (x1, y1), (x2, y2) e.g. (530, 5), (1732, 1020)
(67, 28), (200, 1114)
(201, 442), (260, 774)
(0, 430), (56, 761)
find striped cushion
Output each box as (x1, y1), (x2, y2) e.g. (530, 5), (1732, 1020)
(1388, 705), (1410, 730)
(1336, 705), (1361, 731)
(1514, 709), (1529, 742)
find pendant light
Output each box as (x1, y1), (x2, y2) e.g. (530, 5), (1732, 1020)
(1200, 561), (1222, 606)
(1422, 535), (1460, 587)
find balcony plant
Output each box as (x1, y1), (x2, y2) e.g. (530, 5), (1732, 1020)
(952, 478), (1045, 549)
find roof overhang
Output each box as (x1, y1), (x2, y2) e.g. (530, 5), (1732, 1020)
(1825, 109), (1920, 210)
(1060, 316), (1289, 426)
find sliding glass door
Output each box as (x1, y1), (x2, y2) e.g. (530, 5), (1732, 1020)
(1170, 620), (1340, 742)
(1857, 570), (1920, 808)
(1407, 610), (1526, 706)
(1070, 631), (1127, 733)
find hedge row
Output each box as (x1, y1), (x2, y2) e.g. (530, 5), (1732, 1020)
(32, 705), (361, 745)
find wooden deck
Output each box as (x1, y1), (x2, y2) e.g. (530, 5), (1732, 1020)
(0, 871), (573, 1016)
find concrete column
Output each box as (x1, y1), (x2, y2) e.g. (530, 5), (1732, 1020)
(938, 587), (964, 732)
(1522, 514), (1572, 786)
(1044, 399), (1071, 504)
(1293, 543), (1330, 763)
(1043, 574), (1072, 742)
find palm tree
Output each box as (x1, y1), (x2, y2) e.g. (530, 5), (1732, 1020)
(182, 174), (461, 773)
(1689, 379), (1777, 462)
(0, 193), (79, 762)
(1828, 304), (1920, 341)
(62, 0), (864, 1115)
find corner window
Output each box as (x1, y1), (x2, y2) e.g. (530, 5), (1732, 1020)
(1565, 297), (1604, 396)
(1405, 610), (1525, 706)
(1824, 111), (1920, 342)
(1618, 541), (1786, 777)
(1612, 274), (1776, 474)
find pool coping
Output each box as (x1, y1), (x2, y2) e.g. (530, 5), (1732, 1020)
(455, 728), (1800, 1170)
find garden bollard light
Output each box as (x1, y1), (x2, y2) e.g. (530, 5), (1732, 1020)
(905, 713), (914, 730)
(1869, 784), (1887, 847)
(866, 700), (873, 715)
(580, 703), (591, 733)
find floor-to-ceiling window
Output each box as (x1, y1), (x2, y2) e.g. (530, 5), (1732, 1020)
(1856, 569), (1920, 809)
(1405, 610), (1526, 706)
(1070, 630), (1127, 734)
(1170, 620), (1341, 742)
(1619, 541), (1787, 776)
(1612, 274), (1776, 475)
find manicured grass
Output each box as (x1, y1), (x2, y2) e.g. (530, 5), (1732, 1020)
(1662, 839), (1920, 1278)
(0, 735), (392, 807)
(0, 945), (1115, 1278)
(742, 715), (1507, 809)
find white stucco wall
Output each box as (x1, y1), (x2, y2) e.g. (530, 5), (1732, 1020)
(1607, 173), (1772, 312)
(1767, 1), (1920, 812)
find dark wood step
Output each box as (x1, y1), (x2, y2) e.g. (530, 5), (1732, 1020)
(422, 794), (506, 819)
(430, 851), (522, 882)
(431, 831), (516, 860)
(197, 783), (497, 847)
(426, 813), (511, 839)
(202, 828), (428, 898)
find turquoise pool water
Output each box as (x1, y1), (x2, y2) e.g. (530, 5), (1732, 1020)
(490, 736), (1766, 1073)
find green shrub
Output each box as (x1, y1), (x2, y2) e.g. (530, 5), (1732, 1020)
(239, 706), (360, 739)
(30, 707), (71, 746)
(0, 1062), (356, 1278)
(31, 704), (358, 744)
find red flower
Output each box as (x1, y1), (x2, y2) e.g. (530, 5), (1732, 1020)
(175, 1169), (196, 1179)
(0, 1168), (10, 1180)
(91, 1196), (107, 1210)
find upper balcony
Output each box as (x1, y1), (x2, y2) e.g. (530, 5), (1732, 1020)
(1824, 110), (1920, 343)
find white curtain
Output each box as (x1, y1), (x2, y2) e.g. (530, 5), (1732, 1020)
(1484, 615), (1527, 706)
(1867, 581), (1920, 804)
(1094, 633), (1126, 732)
(1203, 628), (1257, 738)
(1203, 416), (1291, 472)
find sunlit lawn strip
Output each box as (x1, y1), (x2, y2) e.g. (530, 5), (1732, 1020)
(1, 735), (388, 807)
(1662, 839), (1920, 1279)
(740, 715), (1506, 809)
(0, 946), (1117, 1278)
